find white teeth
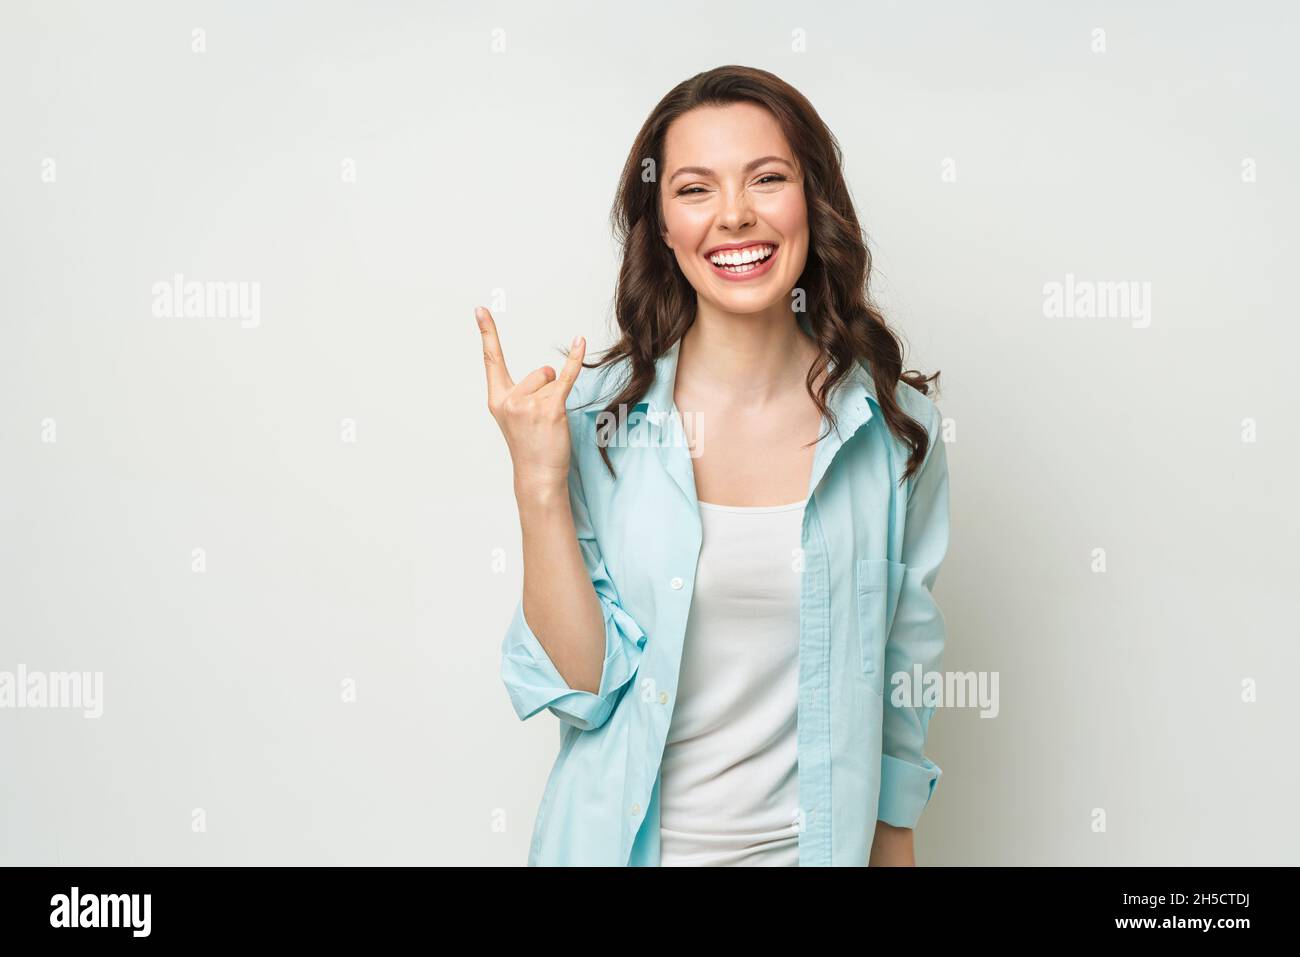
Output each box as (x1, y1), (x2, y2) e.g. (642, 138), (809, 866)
(707, 244), (774, 267)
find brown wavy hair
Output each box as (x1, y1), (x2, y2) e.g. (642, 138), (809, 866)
(579, 64), (940, 485)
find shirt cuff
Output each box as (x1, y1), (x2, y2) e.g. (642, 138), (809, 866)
(877, 752), (941, 829)
(500, 599), (625, 731)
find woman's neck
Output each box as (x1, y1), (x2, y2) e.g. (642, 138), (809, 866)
(676, 307), (820, 408)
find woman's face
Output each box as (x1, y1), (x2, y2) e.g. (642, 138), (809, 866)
(660, 101), (808, 316)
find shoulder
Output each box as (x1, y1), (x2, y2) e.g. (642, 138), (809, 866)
(892, 377), (941, 438)
(862, 360), (941, 438)
(864, 364), (945, 495)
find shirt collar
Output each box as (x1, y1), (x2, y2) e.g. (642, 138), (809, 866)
(587, 324), (882, 504)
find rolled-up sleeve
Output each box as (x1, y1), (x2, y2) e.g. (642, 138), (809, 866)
(499, 451), (647, 732)
(878, 404), (950, 828)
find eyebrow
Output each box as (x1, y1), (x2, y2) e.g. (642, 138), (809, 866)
(668, 155), (795, 183)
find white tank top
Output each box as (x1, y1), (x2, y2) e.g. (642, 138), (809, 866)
(658, 497), (807, 866)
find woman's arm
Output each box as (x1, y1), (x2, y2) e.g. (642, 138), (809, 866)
(478, 305), (606, 694)
(482, 307), (651, 733)
(877, 401), (951, 837)
(501, 452), (649, 730)
(514, 478), (606, 694)
(869, 821), (917, 867)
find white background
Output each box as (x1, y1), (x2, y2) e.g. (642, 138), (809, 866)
(1, 0), (1297, 864)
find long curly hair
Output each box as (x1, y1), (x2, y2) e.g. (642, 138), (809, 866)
(580, 64), (940, 485)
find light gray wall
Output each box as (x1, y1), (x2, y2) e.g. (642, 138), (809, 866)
(1, 0), (1296, 865)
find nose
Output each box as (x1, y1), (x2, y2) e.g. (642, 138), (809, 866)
(717, 184), (756, 232)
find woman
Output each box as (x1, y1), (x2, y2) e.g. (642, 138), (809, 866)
(479, 65), (950, 866)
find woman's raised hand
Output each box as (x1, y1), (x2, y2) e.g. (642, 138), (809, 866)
(477, 305), (586, 496)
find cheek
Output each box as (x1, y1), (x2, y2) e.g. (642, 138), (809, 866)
(768, 194), (808, 240)
(664, 217), (713, 265)
(664, 204), (712, 239)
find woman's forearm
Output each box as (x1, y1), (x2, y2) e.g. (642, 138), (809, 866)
(869, 821), (917, 866)
(515, 479), (607, 695)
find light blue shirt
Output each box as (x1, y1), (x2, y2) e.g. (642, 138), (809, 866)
(499, 331), (950, 866)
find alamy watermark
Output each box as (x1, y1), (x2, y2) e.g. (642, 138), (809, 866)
(888, 665), (999, 718)
(595, 406), (704, 457)
(0, 665), (103, 718)
(151, 272), (260, 328)
(50, 887), (150, 937)
(1042, 273), (1151, 328)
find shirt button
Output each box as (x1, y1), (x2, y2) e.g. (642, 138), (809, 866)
(669, 577), (683, 590)
(630, 803), (640, 816)
(659, 691), (669, 704)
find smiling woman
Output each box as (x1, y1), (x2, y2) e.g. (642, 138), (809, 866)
(484, 64), (949, 867)
(650, 103), (813, 350)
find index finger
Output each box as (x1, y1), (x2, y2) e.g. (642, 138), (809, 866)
(475, 306), (513, 399)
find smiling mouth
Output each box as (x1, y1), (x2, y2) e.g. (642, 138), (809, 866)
(704, 243), (778, 274)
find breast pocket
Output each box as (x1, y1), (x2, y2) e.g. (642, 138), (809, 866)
(856, 558), (906, 695)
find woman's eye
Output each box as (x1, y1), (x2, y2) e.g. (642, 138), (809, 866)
(676, 174), (786, 197)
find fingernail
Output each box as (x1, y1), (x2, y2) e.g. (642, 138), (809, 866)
(571, 334), (582, 348)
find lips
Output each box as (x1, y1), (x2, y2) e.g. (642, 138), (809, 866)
(704, 242), (780, 282)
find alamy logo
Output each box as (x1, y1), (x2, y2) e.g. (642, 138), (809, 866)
(0, 665), (103, 718)
(151, 272), (261, 328)
(888, 665), (1000, 718)
(595, 407), (704, 457)
(49, 887), (151, 937)
(1042, 272), (1151, 328)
